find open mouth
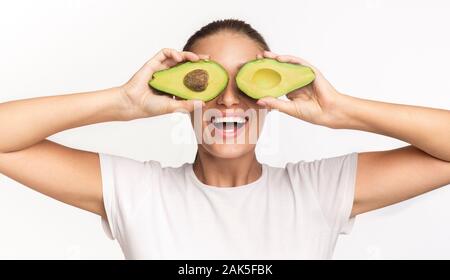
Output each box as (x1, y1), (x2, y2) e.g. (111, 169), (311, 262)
(210, 115), (250, 138)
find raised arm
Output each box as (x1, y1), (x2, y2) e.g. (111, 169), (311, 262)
(0, 87), (127, 217)
(332, 95), (450, 216)
(257, 51), (450, 217)
(0, 49), (207, 217)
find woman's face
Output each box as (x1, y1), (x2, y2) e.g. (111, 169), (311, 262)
(189, 32), (268, 159)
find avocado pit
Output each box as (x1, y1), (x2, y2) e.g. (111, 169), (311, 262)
(183, 69), (209, 92)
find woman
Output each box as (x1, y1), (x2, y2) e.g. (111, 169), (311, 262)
(0, 19), (449, 259)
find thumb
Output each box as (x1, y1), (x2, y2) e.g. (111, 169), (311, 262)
(170, 99), (205, 114)
(257, 97), (295, 115)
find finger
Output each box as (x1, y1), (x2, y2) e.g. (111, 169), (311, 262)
(291, 56), (314, 68)
(275, 55), (321, 76)
(150, 48), (182, 64)
(152, 48), (182, 67)
(153, 49), (194, 72)
(162, 48), (183, 62)
(142, 48), (181, 74)
(149, 48), (169, 63)
(180, 51), (200, 62)
(160, 50), (200, 70)
(256, 53), (263, 59)
(276, 55), (302, 64)
(286, 88), (311, 101)
(198, 54), (210, 60)
(281, 55), (319, 71)
(256, 97), (296, 116)
(162, 59), (182, 69)
(263, 50), (278, 59)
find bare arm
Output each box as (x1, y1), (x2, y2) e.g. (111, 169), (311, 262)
(0, 49), (206, 217)
(0, 88), (128, 153)
(257, 51), (450, 217)
(335, 95), (450, 162)
(0, 88), (127, 217)
(0, 140), (105, 215)
(333, 95), (450, 216)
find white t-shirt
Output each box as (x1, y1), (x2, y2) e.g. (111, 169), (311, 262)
(99, 152), (358, 260)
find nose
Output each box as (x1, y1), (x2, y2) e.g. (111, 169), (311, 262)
(216, 79), (240, 107)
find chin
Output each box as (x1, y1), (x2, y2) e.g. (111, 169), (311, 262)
(201, 143), (255, 159)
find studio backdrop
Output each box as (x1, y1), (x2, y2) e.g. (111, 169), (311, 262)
(0, 0), (450, 259)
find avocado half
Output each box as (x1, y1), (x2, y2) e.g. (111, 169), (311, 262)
(149, 60), (229, 102)
(236, 58), (315, 99)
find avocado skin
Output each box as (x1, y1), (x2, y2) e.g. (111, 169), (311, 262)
(149, 58), (315, 102)
(149, 60), (229, 102)
(236, 58), (316, 99)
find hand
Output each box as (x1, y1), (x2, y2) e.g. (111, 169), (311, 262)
(120, 48), (209, 120)
(256, 51), (344, 128)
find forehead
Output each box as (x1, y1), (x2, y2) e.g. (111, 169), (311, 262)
(190, 32), (263, 72)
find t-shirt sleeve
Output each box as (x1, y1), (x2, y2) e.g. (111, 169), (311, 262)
(288, 153), (358, 234)
(98, 153), (161, 241)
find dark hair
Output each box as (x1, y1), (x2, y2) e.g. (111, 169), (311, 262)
(183, 19), (270, 52)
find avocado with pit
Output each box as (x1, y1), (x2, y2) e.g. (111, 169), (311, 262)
(236, 58), (315, 99)
(149, 60), (229, 101)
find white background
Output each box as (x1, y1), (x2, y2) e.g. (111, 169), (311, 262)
(1, 0), (450, 259)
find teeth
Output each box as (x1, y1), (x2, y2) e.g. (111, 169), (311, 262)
(212, 116), (246, 124)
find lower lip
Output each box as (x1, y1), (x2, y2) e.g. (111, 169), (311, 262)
(212, 121), (248, 139)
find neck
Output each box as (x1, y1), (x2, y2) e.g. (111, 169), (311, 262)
(193, 147), (262, 188)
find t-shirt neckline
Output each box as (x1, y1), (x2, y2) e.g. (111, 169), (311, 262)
(187, 162), (267, 191)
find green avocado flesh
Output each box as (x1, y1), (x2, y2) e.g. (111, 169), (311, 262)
(236, 58), (315, 99)
(149, 60), (229, 101)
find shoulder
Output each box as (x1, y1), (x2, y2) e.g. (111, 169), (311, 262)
(98, 152), (187, 174)
(282, 153), (359, 233)
(284, 152), (358, 182)
(261, 153), (358, 197)
(98, 153), (188, 195)
(99, 153), (189, 240)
